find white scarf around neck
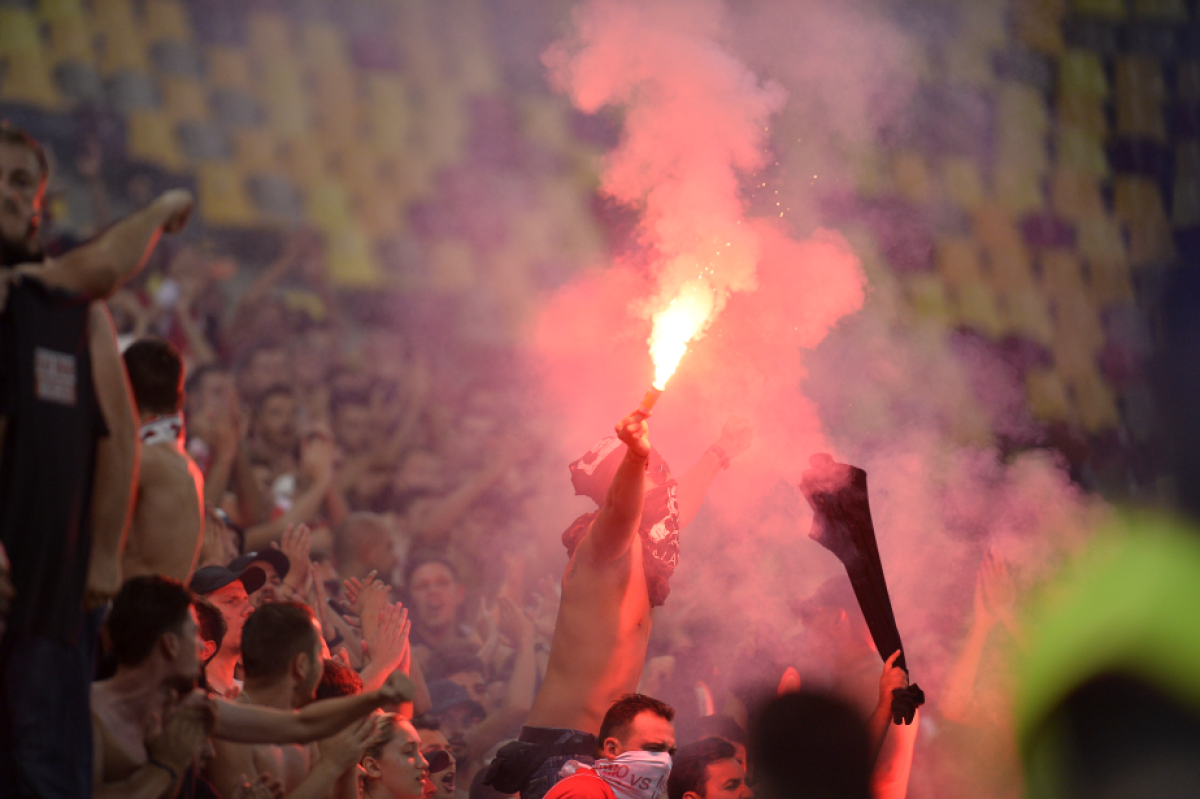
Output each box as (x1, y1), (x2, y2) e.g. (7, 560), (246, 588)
(559, 751), (672, 799)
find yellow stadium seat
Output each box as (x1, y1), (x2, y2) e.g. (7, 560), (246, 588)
(1113, 175), (1177, 265)
(365, 75), (412, 156)
(850, 145), (893, 198)
(353, 188), (403, 240)
(0, 54), (62, 109)
(301, 22), (348, 70)
(1069, 368), (1120, 432)
(1026, 367), (1073, 422)
(892, 151), (933, 203)
(1051, 168), (1106, 222)
(940, 157), (986, 210)
(1114, 56), (1167, 141)
(196, 163), (258, 226)
(973, 203), (1026, 256)
(1054, 127), (1111, 178)
(160, 76), (209, 123)
(988, 247), (1036, 292)
(1039, 249), (1087, 299)
(955, 283), (1006, 338)
(126, 109), (184, 170)
(306, 176), (354, 233)
(1131, 0), (1189, 20)
(1076, 213), (1129, 271)
(1015, 0), (1066, 54)
(999, 83), (1051, 135)
(1054, 292), (1107, 356)
(1071, 0), (1126, 19)
(935, 236), (985, 286)
(942, 37), (996, 87)
(1056, 93), (1107, 140)
(259, 60), (309, 137)
(231, 128), (278, 173)
(45, 17), (93, 66)
(999, 285), (1056, 345)
(994, 167), (1046, 214)
(262, 60), (309, 130)
(1058, 50), (1110, 99)
(0, 8), (43, 56)
(279, 135), (326, 187)
(93, 5), (150, 75)
(247, 12), (290, 57)
(1179, 61), (1200, 102)
(207, 46), (253, 92)
(143, 0), (191, 43)
(36, 0), (85, 22)
(1087, 255), (1136, 304)
(325, 224), (382, 288)
(905, 274), (953, 323)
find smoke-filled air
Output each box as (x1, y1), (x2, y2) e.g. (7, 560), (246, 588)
(3, 0), (1184, 796)
(525, 1), (1107, 795)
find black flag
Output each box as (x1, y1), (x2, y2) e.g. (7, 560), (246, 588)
(799, 453), (925, 724)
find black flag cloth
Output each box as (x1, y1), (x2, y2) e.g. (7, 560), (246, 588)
(799, 453), (925, 724)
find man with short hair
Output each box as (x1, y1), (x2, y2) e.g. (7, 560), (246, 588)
(336, 513), (401, 586)
(229, 548), (291, 607)
(666, 738), (749, 799)
(540, 694), (676, 799)
(204, 602), (362, 798)
(189, 562), (266, 698)
(487, 411), (750, 799)
(690, 716), (746, 769)
(192, 594), (227, 690)
(94, 576), (417, 799)
(413, 717), (456, 799)
(0, 123), (194, 798)
(122, 338), (206, 582)
(407, 557), (475, 666)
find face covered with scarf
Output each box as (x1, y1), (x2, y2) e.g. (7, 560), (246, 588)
(560, 752), (674, 799)
(559, 709), (677, 799)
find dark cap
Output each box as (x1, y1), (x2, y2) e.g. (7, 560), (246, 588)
(189, 563), (267, 596)
(229, 548), (290, 581)
(428, 679), (486, 720)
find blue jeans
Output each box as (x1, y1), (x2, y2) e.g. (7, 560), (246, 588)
(0, 613), (99, 798)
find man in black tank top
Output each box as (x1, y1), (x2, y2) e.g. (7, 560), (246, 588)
(0, 124), (194, 799)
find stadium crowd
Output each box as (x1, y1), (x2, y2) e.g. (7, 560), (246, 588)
(5, 109), (1182, 799)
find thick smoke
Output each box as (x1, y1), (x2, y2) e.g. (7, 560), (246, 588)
(517, 2), (1105, 794)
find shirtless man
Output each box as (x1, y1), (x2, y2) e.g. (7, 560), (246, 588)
(486, 410), (750, 799)
(0, 123), (193, 797)
(121, 338), (206, 582)
(205, 602), (383, 798)
(93, 576), (414, 798)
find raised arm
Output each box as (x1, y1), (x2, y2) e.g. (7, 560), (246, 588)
(37, 189), (193, 299)
(673, 416), (752, 530)
(211, 671), (414, 744)
(580, 411), (650, 564)
(86, 303), (138, 606)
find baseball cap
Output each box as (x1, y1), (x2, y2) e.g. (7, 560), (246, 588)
(229, 548), (291, 581)
(189, 563), (267, 596)
(428, 679), (486, 720)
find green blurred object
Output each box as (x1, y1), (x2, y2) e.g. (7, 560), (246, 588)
(1017, 513), (1200, 793)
